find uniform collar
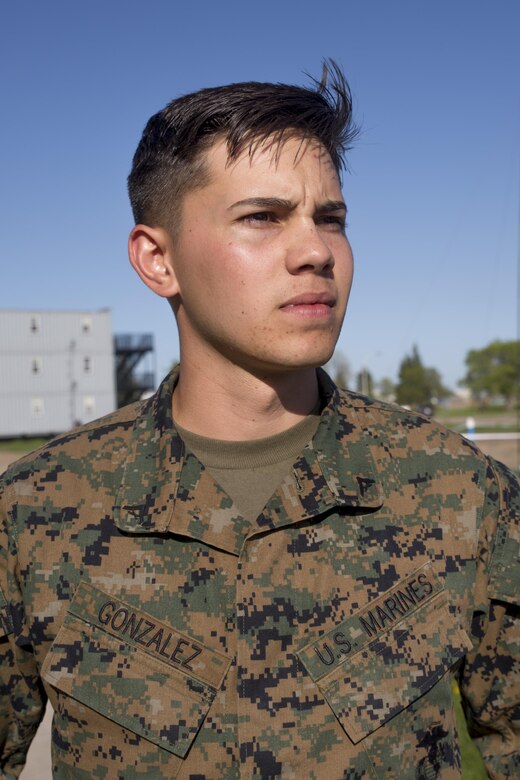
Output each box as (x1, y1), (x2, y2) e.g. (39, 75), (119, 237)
(114, 368), (385, 554)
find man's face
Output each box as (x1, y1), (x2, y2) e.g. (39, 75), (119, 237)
(168, 135), (354, 376)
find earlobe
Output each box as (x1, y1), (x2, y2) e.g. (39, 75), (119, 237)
(128, 225), (180, 298)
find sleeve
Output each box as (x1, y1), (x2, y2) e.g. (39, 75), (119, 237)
(0, 477), (47, 778)
(459, 457), (520, 779)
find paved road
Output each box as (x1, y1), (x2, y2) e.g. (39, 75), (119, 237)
(20, 707), (53, 779)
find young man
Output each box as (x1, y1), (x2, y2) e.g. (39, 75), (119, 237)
(0, 63), (518, 779)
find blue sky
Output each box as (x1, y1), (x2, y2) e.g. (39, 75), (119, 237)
(1, 0), (518, 390)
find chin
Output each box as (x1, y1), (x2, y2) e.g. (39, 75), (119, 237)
(227, 336), (338, 375)
(270, 348), (336, 372)
(290, 342), (337, 369)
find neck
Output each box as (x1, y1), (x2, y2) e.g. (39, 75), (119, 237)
(172, 352), (320, 441)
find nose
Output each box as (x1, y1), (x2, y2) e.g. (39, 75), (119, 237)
(285, 219), (335, 274)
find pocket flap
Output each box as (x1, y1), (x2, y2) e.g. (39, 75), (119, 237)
(298, 563), (472, 743)
(41, 582), (231, 758)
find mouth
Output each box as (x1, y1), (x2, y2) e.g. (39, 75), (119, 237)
(280, 292), (336, 318)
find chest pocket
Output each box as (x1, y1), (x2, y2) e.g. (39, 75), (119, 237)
(41, 581), (231, 759)
(297, 561), (473, 743)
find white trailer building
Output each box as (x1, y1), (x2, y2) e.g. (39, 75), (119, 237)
(0, 309), (116, 438)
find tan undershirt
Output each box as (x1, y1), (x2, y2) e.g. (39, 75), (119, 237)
(175, 405), (321, 522)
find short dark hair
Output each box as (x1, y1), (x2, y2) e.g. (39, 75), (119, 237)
(128, 60), (357, 232)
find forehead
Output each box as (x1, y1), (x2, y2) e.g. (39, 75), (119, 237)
(201, 134), (341, 193)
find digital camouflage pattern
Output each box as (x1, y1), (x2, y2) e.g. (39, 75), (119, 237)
(0, 368), (519, 779)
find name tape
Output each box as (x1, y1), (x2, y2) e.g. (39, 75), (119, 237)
(67, 582), (229, 689)
(298, 561), (442, 681)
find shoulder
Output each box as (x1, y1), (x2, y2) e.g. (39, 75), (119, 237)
(336, 390), (494, 492)
(0, 399), (144, 492)
(337, 386), (489, 466)
(336, 387), (520, 522)
(338, 385), (451, 432)
(318, 370), (491, 482)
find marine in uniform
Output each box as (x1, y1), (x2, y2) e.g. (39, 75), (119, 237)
(1, 62), (519, 779)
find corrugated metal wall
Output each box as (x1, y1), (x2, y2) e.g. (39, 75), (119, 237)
(0, 310), (116, 437)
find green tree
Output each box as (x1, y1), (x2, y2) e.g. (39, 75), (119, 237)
(461, 340), (520, 407)
(424, 367), (451, 402)
(395, 346), (450, 408)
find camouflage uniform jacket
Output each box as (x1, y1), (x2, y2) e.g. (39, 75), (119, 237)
(0, 369), (519, 779)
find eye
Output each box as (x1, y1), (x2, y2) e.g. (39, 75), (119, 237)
(317, 214), (347, 231)
(240, 211), (277, 224)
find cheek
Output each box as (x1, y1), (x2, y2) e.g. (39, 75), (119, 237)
(175, 231), (278, 322)
(179, 252), (257, 323)
(202, 247), (267, 300)
(336, 242), (354, 282)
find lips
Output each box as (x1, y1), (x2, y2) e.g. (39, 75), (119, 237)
(279, 291), (337, 320)
(280, 292), (336, 308)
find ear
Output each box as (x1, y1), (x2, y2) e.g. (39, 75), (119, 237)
(128, 224), (180, 298)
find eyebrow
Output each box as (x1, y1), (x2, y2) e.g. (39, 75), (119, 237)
(228, 197), (347, 213)
(315, 200), (347, 215)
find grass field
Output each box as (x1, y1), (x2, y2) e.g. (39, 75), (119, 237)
(435, 405), (519, 432)
(452, 681), (488, 778)
(0, 438), (48, 453)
